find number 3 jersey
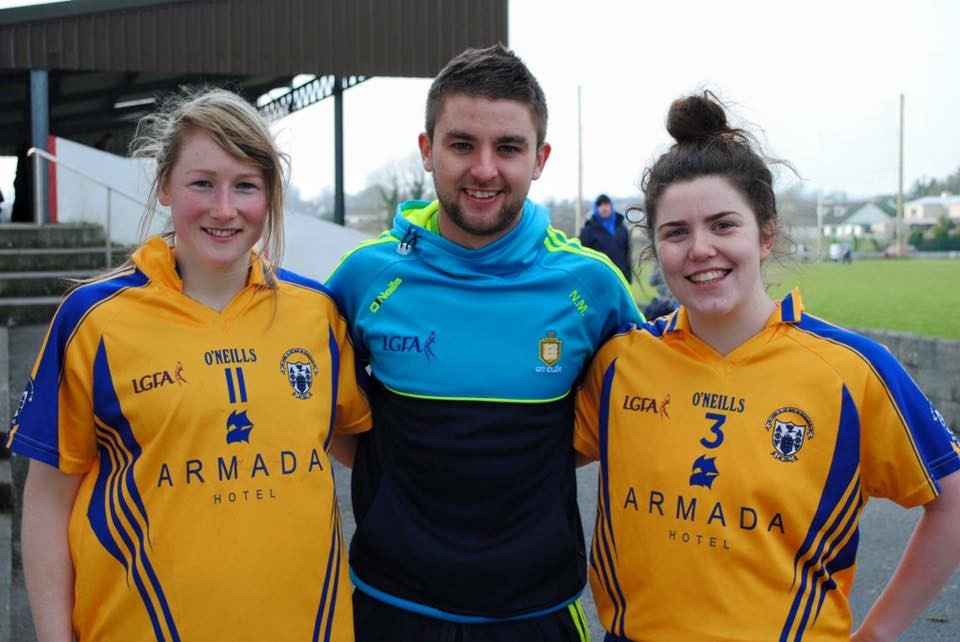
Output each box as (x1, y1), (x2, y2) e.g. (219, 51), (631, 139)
(574, 290), (960, 642)
(7, 237), (371, 641)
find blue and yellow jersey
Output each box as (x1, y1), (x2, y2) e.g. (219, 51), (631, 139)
(574, 290), (960, 641)
(7, 236), (371, 641)
(326, 199), (642, 620)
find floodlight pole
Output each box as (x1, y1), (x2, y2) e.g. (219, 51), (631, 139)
(896, 93), (904, 256)
(575, 85), (583, 235)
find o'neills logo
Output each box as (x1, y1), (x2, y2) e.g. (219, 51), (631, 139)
(369, 277), (402, 312)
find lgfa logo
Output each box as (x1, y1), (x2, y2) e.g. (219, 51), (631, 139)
(132, 361), (189, 394)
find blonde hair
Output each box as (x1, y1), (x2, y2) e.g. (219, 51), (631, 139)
(132, 87), (289, 280)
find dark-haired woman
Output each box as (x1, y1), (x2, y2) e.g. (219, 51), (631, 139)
(574, 92), (960, 641)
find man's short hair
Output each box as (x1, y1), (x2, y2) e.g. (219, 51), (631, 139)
(595, 194), (612, 207)
(425, 43), (548, 146)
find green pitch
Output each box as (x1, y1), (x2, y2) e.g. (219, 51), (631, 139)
(632, 260), (960, 340)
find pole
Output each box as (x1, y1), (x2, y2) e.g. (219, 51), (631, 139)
(334, 76), (345, 226)
(30, 69), (49, 224)
(896, 93), (904, 256)
(575, 85), (583, 235)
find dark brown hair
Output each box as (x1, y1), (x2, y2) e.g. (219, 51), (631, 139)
(640, 91), (788, 257)
(425, 43), (548, 146)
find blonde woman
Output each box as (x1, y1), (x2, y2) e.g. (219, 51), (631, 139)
(8, 89), (370, 641)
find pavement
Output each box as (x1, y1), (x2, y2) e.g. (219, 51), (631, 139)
(1, 463), (957, 642)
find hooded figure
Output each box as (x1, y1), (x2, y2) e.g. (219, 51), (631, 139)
(578, 194), (632, 282)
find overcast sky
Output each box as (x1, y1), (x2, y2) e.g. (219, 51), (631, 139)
(3, 0), (958, 208)
(277, 0), (960, 205)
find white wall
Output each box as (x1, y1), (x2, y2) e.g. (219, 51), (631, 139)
(54, 137), (157, 244)
(52, 137), (371, 280)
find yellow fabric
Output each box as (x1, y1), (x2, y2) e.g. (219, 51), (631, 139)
(21, 236), (370, 641)
(575, 290), (956, 641)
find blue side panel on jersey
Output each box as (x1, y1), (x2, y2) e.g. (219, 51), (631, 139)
(312, 510), (343, 642)
(780, 386), (861, 642)
(596, 358), (628, 636)
(277, 267), (331, 296)
(89, 339), (181, 642)
(796, 313), (959, 482)
(324, 325), (340, 452)
(7, 270), (149, 467)
(598, 359), (619, 554)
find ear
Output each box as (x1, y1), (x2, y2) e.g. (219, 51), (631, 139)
(417, 132), (434, 173)
(158, 177), (172, 207)
(532, 142), (551, 181)
(759, 221), (776, 260)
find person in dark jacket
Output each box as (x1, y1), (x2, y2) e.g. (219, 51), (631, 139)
(579, 193), (632, 282)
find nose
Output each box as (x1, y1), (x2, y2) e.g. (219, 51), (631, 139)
(688, 229), (716, 260)
(469, 147), (498, 183)
(210, 186), (237, 221)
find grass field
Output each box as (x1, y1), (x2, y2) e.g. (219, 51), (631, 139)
(631, 259), (960, 340)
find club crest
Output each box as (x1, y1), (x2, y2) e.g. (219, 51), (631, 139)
(764, 407), (814, 462)
(12, 379), (34, 423)
(539, 331), (562, 366)
(280, 348), (318, 400)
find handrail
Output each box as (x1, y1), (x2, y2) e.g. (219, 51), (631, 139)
(28, 146), (152, 266)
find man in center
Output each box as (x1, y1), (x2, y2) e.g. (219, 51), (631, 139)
(326, 44), (641, 642)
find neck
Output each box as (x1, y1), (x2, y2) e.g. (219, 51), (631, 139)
(687, 290), (776, 357)
(437, 210), (522, 249)
(175, 253), (250, 312)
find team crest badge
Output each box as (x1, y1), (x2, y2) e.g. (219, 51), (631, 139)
(764, 407), (814, 462)
(12, 379), (34, 422)
(280, 348), (318, 400)
(539, 331), (562, 366)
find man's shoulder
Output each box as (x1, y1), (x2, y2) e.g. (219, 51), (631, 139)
(543, 226), (627, 280)
(328, 232), (402, 279)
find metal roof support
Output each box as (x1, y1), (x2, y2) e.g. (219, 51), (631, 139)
(30, 69), (49, 224)
(334, 76), (345, 226)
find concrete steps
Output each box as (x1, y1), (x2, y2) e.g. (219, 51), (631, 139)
(0, 224), (129, 327)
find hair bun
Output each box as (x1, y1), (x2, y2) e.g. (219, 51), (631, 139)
(666, 92), (729, 145)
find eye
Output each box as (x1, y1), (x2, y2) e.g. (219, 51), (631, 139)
(713, 220), (737, 232)
(451, 142), (472, 152)
(236, 181), (261, 192)
(662, 227), (686, 241)
(190, 179), (213, 189)
(498, 144), (520, 154)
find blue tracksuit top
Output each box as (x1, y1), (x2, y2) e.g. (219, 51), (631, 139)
(326, 198), (642, 620)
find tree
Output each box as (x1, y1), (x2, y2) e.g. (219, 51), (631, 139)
(907, 166), (960, 200)
(367, 153), (434, 224)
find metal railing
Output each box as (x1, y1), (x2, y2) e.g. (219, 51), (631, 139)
(28, 147), (150, 266)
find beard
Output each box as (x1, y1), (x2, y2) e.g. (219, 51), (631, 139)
(435, 185), (526, 240)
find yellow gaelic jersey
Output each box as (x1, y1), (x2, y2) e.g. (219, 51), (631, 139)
(7, 237), (371, 642)
(574, 290), (960, 642)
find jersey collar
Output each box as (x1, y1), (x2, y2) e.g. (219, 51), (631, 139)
(659, 287), (805, 335)
(131, 235), (268, 292)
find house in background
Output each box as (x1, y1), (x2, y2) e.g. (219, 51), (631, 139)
(905, 193), (960, 226)
(820, 200), (897, 249)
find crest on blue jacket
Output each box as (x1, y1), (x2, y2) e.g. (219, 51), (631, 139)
(764, 407), (814, 462)
(226, 409), (254, 444)
(280, 347), (318, 400)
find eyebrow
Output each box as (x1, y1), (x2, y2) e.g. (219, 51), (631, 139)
(185, 168), (264, 180)
(656, 210), (739, 232)
(443, 130), (529, 145)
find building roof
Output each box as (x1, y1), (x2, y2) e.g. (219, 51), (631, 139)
(0, 0), (509, 152)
